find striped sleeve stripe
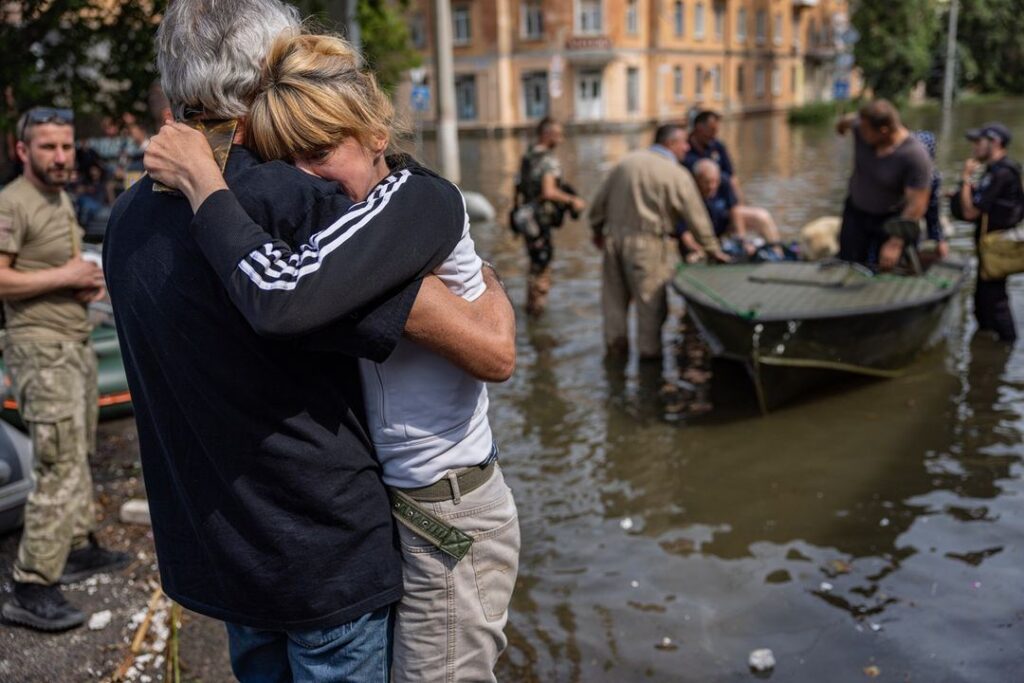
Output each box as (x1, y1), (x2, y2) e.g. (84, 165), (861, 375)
(238, 170), (412, 289)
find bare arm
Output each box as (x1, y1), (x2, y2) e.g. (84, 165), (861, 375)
(901, 186), (930, 222)
(404, 266), (516, 383)
(836, 113), (858, 136)
(540, 173), (586, 214)
(959, 159), (983, 221)
(0, 253), (105, 301)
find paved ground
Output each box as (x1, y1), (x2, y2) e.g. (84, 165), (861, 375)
(0, 418), (234, 683)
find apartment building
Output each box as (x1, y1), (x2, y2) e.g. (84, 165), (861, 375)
(398, 0), (854, 131)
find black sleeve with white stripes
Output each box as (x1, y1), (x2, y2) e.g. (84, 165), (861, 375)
(189, 170), (462, 338)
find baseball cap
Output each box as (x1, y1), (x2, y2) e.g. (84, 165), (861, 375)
(965, 122), (1012, 146)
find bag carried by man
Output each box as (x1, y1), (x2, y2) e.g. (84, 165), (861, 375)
(979, 214), (1024, 280)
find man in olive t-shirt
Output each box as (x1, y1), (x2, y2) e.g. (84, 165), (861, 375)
(0, 108), (129, 633)
(836, 100), (934, 269)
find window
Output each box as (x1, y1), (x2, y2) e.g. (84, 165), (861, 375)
(695, 65), (704, 98)
(736, 8), (746, 42)
(627, 67), (640, 113)
(673, 65), (684, 101)
(791, 65), (798, 93)
(712, 65), (721, 99)
(522, 71), (549, 118)
(792, 15), (801, 50)
(714, 2), (725, 41)
(809, 19), (817, 47)
(409, 12), (426, 49)
(773, 13), (783, 45)
(521, 2), (544, 40)
(755, 10), (766, 45)
(626, 0), (638, 35)
(456, 75), (477, 120)
(453, 5), (471, 45)
(736, 65), (744, 95)
(755, 65), (765, 98)
(694, 2), (705, 39)
(577, 0), (602, 35)
(772, 66), (782, 96)
(674, 1), (685, 37)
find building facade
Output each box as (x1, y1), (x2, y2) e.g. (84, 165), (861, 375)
(398, 0), (855, 132)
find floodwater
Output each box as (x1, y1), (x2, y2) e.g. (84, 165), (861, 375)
(420, 99), (1024, 682)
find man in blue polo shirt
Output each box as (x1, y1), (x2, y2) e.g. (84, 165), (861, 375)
(103, 1), (515, 680)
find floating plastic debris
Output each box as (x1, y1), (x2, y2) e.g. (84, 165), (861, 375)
(620, 517), (634, 531)
(820, 581), (834, 592)
(748, 648), (776, 672)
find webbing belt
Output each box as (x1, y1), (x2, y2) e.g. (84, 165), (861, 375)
(390, 491), (475, 562)
(388, 450), (498, 562)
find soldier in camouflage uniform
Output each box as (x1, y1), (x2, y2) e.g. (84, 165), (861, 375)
(516, 118), (585, 316)
(0, 108), (130, 632)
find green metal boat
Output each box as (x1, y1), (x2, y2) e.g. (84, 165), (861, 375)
(672, 260), (968, 412)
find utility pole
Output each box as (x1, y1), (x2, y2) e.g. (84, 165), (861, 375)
(942, 0), (960, 115)
(327, 1), (361, 55)
(433, 0), (461, 184)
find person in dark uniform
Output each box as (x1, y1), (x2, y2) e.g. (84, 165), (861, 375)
(952, 122), (1024, 342)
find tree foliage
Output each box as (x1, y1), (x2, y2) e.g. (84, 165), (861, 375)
(852, 0), (938, 99)
(951, 0), (1024, 94)
(0, 1), (166, 134)
(355, 1), (421, 93)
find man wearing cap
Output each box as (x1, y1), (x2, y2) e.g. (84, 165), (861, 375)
(836, 99), (933, 269)
(0, 108), (131, 632)
(953, 122), (1024, 342)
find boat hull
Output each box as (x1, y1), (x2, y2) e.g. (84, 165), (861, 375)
(675, 262), (964, 412)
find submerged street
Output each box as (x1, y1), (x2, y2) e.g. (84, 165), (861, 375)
(3, 100), (1024, 681)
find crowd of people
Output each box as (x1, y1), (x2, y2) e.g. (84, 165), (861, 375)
(515, 99), (1022, 361)
(0, 1), (1022, 681)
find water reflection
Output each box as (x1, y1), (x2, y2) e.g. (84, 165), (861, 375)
(461, 100), (1024, 681)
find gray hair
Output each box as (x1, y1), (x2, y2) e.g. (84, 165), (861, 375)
(156, 0), (301, 120)
(693, 158), (721, 180)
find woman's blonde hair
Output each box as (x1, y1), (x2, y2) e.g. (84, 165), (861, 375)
(248, 32), (403, 161)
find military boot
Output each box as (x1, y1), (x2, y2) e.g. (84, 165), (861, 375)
(2, 582), (86, 632)
(59, 533), (132, 584)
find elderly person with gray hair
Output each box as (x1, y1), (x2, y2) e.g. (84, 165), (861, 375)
(103, 1), (514, 680)
(680, 158), (783, 260)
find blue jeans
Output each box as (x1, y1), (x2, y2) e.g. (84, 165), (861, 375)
(226, 605), (394, 683)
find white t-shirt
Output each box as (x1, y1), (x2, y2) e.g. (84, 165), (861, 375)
(358, 201), (493, 488)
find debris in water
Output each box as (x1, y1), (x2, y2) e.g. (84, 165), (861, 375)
(630, 580), (640, 588)
(655, 636), (678, 651)
(863, 664), (881, 677)
(879, 518), (890, 527)
(829, 559), (852, 575)
(88, 610), (112, 631)
(819, 581), (834, 592)
(620, 517), (634, 531)
(869, 623), (882, 632)
(748, 648), (775, 672)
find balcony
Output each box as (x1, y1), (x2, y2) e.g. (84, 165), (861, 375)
(564, 36), (615, 65)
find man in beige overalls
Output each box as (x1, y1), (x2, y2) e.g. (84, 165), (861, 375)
(589, 124), (724, 360)
(0, 108), (129, 632)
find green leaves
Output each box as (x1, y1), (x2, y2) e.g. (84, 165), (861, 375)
(852, 0), (938, 99)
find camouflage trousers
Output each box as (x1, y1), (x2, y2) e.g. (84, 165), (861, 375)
(4, 340), (98, 585)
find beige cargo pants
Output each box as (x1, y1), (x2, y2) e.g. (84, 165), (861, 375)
(601, 234), (679, 359)
(392, 464), (520, 683)
(4, 340), (98, 585)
